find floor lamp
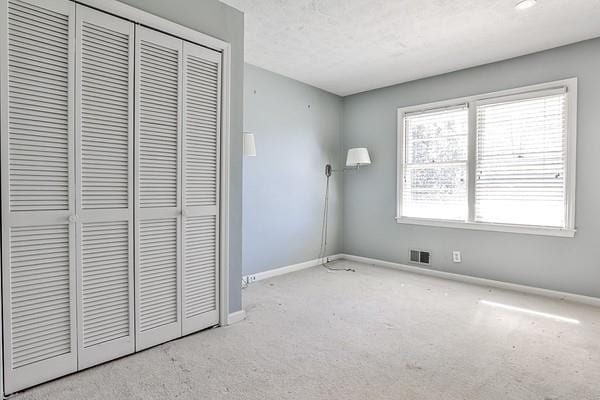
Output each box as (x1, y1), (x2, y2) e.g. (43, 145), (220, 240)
(320, 148), (371, 271)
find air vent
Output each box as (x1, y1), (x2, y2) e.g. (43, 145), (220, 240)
(410, 250), (420, 263)
(409, 249), (431, 265)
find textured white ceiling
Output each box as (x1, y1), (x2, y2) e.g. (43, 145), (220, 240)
(221, 0), (600, 96)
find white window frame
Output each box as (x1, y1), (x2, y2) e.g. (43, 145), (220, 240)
(396, 78), (577, 238)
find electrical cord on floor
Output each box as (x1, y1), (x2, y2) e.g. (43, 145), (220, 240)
(319, 171), (355, 273)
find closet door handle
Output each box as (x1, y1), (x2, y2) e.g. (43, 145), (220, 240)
(68, 214), (78, 224)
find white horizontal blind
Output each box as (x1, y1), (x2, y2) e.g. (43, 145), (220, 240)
(402, 105), (468, 220)
(475, 92), (567, 227)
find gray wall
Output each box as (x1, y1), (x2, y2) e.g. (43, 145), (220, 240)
(342, 38), (600, 298)
(118, 0), (244, 312)
(243, 64), (343, 276)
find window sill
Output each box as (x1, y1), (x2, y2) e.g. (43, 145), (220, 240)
(395, 217), (576, 238)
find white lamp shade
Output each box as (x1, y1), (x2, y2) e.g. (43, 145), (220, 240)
(346, 147), (371, 167)
(243, 132), (256, 156)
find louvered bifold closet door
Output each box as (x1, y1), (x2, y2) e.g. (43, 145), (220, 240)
(75, 5), (135, 369)
(134, 26), (183, 351)
(181, 42), (221, 335)
(0, 0), (77, 394)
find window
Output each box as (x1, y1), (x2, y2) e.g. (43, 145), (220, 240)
(397, 79), (577, 237)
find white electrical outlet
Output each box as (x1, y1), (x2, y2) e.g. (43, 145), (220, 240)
(242, 275), (257, 287)
(452, 251), (461, 263)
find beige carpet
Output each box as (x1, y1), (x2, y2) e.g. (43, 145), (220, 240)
(15, 261), (600, 399)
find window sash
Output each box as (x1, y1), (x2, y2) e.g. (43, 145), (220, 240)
(401, 104), (469, 221)
(396, 79), (577, 236)
(475, 93), (567, 227)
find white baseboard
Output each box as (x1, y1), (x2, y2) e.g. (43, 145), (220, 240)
(243, 254), (343, 284)
(226, 310), (246, 325)
(339, 253), (600, 308)
(232, 255), (343, 325)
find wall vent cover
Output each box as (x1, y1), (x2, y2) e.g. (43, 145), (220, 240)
(409, 250), (420, 263)
(409, 249), (431, 265)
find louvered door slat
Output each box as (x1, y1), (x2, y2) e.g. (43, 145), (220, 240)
(181, 42), (221, 335)
(74, 5), (134, 370)
(1, 0), (77, 394)
(81, 221), (130, 348)
(134, 26), (182, 351)
(6, 0), (71, 212)
(9, 225), (71, 370)
(184, 216), (217, 320)
(138, 219), (178, 332)
(138, 34), (179, 209)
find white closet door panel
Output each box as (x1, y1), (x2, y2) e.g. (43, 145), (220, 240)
(1, 0), (77, 394)
(181, 42), (220, 335)
(135, 26), (182, 350)
(74, 4), (135, 369)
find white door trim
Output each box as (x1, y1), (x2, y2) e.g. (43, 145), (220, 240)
(218, 44), (232, 325)
(75, 0), (230, 52)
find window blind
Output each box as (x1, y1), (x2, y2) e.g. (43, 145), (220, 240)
(402, 105), (468, 220)
(475, 91), (567, 227)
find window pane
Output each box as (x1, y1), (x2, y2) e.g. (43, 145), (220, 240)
(402, 105), (468, 220)
(475, 93), (567, 227)
(402, 165), (467, 220)
(405, 106), (468, 164)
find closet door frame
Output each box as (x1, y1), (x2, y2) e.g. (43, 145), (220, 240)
(78, 0), (232, 328)
(74, 4), (135, 369)
(0, 0), (77, 393)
